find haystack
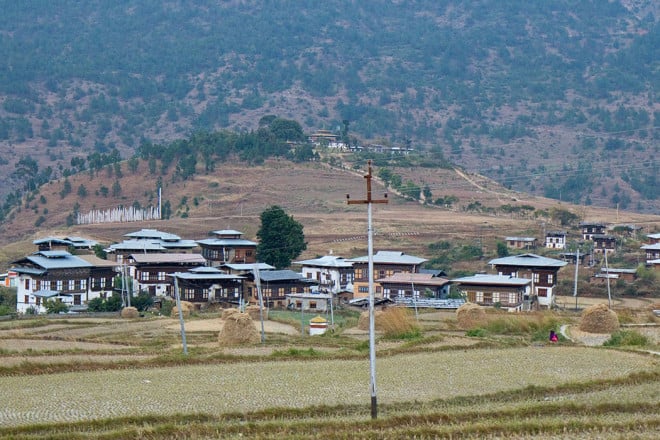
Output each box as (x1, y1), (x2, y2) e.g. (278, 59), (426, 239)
(120, 306), (139, 319)
(246, 304), (268, 321)
(218, 312), (260, 346)
(579, 303), (620, 333)
(171, 301), (194, 318)
(456, 303), (486, 330)
(221, 308), (240, 320)
(357, 310), (386, 331)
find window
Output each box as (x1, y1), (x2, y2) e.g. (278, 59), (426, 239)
(309, 301), (317, 309)
(56, 280), (63, 290)
(24, 295), (29, 304)
(68, 280), (74, 291)
(157, 272), (166, 281)
(141, 271), (149, 281)
(278, 287), (285, 297)
(263, 288), (272, 297)
(25, 279), (30, 290)
(508, 293), (517, 304)
(533, 273), (540, 283)
(476, 291), (484, 302)
(355, 268), (364, 280)
(547, 274), (554, 284)
(358, 286), (369, 293)
(493, 292), (500, 303)
(73, 295), (81, 305)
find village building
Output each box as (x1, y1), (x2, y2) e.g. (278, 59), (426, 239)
(244, 269), (316, 308)
(641, 243), (660, 265)
(488, 253), (567, 309)
(647, 233), (660, 245)
(579, 222), (607, 241)
(33, 236), (98, 253)
(196, 229), (257, 267)
(376, 272), (450, 300)
(347, 251), (428, 299)
(591, 267), (637, 285)
(558, 252), (589, 265)
(292, 255), (354, 294)
(505, 236), (537, 250)
(285, 292), (333, 313)
(127, 253), (206, 297)
(11, 251), (116, 314)
(450, 274), (531, 312)
(592, 234), (616, 254)
(105, 229), (197, 263)
(544, 231), (567, 249)
(169, 267), (244, 306)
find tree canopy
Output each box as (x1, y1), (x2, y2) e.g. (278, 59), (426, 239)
(256, 205), (307, 269)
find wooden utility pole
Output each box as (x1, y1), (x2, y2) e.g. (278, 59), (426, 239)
(346, 160), (388, 420)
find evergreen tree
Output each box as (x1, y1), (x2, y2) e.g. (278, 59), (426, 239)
(256, 205), (306, 269)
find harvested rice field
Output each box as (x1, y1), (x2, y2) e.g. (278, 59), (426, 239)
(0, 312), (658, 438)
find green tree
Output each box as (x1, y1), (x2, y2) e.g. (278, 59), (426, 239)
(44, 299), (68, 314)
(111, 179), (122, 197)
(77, 184), (88, 198)
(256, 205), (307, 269)
(496, 241), (509, 257)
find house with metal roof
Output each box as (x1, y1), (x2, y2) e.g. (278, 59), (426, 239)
(504, 236), (537, 250)
(243, 269), (316, 308)
(105, 228), (198, 263)
(33, 236), (99, 252)
(450, 274), (531, 312)
(641, 243), (660, 265)
(579, 222), (607, 241)
(196, 230), (257, 266)
(377, 272), (450, 300)
(169, 267), (244, 305)
(11, 251), (116, 314)
(544, 231), (567, 250)
(127, 253), (206, 298)
(488, 253), (567, 309)
(347, 250), (428, 299)
(292, 255), (354, 294)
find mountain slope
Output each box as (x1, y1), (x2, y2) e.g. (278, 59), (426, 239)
(0, 1), (658, 212)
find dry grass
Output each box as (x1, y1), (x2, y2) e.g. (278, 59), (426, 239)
(579, 303), (620, 333)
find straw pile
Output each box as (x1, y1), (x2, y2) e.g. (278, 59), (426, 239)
(246, 304), (268, 321)
(357, 310), (386, 331)
(456, 303), (486, 330)
(120, 306), (139, 319)
(221, 308), (240, 319)
(579, 303), (620, 333)
(218, 312), (260, 346)
(171, 301), (194, 318)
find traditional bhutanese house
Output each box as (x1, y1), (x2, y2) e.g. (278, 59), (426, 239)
(376, 272), (450, 300)
(11, 251), (98, 314)
(169, 267), (244, 306)
(77, 254), (119, 302)
(505, 236), (537, 250)
(641, 243), (660, 265)
(647, 233), (660, 245)
(591, 267), (637, 285)
(649, 259), (660, 270)
(292, 255), (354, 294)
(544, 231), (567, 249)
(196, 230), (257, 267)
(592, 234), (616, 254)
(308, 129), (338, 145)
(558, 252), (589, 265)
(127, 253), (206, 297)
(33, 236), (98, 253)
(450, 274), (531, 312)
(219, 262), (275, 276)
(579, 222), (607, 241)
(105, 229), (197, 263)
(347, 251), (428, 299)
(488, 253), (567, 309)
(245, 269), (316, 308)
(285, 293), (333, 313)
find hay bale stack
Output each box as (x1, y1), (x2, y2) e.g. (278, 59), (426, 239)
(579, 303), (620, 333)
(171, 301), (194, 318)
(221, 308), (240, 320)
(120, 306), (139, 319)
(456, 303), (486, 330)
(246, 305), (268, 321)
(218, 312), (260, 346)
(357, 310), (386, 331)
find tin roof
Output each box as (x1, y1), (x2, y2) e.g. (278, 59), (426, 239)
(488, 253), (567, 268)
(293, 255), (353, 268)
(451, 274), (532, 286)
(348, 250), (427, 265)
(130, 253), (206, 264)
(376, 272), (449, 286)
(124, 229), (181, 241)
(196, 238), (257, 246)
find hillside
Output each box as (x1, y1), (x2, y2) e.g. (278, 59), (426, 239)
(0, 1), (658, 213)
(1, 156), (657, 271)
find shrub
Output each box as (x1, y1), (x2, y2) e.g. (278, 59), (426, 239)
(466, 328), (487, 337)
(603, 330), (649, 347)
(44, 299), (68, 314)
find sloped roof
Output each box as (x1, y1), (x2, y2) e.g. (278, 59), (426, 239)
(259, 270), (312, 282)
(221, 263), (275, 271)
(130, 253), (206, 264)
(451, 274), (532, 286)
(196, 238), (257, 246)
(348, 250), (427, 265)
(376, 272), (449, 286)
(105, 240), (166, 252)
(212, 229), (244, 236)
(488, 253), (567, 268)
(13, 251), (93, 270)
(505, 237), (536, 242)
(293, 255), (353, 268)
(124, 229), (181, 241)
(169, 271), (242, 281)
(77, 254), (118, 268)
(641, 243), (660, 250)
